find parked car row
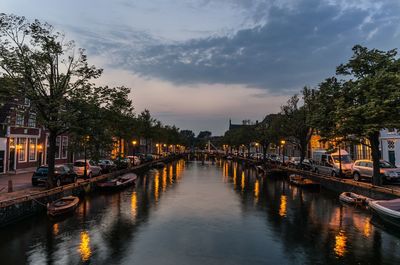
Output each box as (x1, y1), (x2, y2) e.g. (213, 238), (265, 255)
(31, 154), (167, 187)
(285, 150), (400, 184)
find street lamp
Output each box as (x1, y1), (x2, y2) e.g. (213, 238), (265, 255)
(132, 140), (137, 156)
(280, 140), (286, 165)
(84, 136), (90, 179)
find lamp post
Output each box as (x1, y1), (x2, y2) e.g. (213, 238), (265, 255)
(132, 140), (137, 156)
(281, 140), (286, 165)
(83, 136), (89, 179)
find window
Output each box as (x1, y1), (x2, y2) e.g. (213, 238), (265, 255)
(29, 138), (37, 161)
(16, 113), (24, 126)
(18, 138), (27, 162)
(61, 136), (68, 159)
(55, 136), (61, 159)
(28, 114), (36, 127)
(24, 98), (30, 106)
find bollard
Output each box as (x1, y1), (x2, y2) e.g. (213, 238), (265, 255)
(8, 180), (13, 193)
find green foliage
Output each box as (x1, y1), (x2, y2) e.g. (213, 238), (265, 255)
(280, 87), (316, 161)
(0, 14), (103, 187)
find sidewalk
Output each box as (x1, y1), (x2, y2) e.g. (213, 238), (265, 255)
(0, 167), (37, 194)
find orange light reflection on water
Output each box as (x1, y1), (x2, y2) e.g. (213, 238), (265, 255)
(52, 223), (59, 236)
(79, 231), (92, 262)
(279, 195), (287, 217)
(334, 230), (347, 257)
(131, 191), (137, 218)
(254, 179), (260, 202)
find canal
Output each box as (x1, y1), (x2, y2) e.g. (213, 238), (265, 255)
(1, 160), (400, 265)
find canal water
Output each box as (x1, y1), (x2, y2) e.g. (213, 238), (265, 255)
(1, 160), (400, 265)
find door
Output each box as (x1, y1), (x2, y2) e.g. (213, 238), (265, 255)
(388, 151), (396, 166)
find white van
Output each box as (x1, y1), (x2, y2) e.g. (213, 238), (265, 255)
(313, 149), (353, 177)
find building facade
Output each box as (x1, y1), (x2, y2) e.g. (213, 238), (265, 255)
(0, 98), (69, 173)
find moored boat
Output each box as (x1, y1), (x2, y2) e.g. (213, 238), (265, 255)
(47, 196), (79, 217)
(97, 173), (137, 191)
(289, 174), (320, 188)
(368, 198), (400, 228)
(339, 192), (371, 206)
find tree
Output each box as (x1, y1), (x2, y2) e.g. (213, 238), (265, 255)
(179, 130), (195, 149)
(334, 45), (400, 185)
(136, 109), (157, 154)
(255, 114), (283, 161)
(0, 14), (103, 187)
(280, 87), (317, 163)
(103, 86), (135, 157)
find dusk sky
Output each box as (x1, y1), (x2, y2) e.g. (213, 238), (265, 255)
(1, 0), (400, 135)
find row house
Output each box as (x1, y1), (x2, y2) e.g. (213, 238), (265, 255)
(0, 98), (70, 174)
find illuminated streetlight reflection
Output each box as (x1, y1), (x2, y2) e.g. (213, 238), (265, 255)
(279, 195), (287, 217)
(79, 231), (92, 262)
(334, 230), (347, 257)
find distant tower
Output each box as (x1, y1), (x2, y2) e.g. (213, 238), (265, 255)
(229, 118), (232, 130)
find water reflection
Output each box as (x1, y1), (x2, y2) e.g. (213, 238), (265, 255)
(279, 195), (287, 217)
(79, 231), (92, 262)
(131, 192), (137, 218)
(0, 160), (400, 265)
(334, 230), (347, 257)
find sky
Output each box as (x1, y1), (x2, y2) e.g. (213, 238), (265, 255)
(1, 0), (400, 135)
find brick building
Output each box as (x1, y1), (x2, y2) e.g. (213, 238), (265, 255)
(0, 98), (69, 173)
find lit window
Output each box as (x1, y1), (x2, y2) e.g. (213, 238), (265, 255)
(29, 138), (37, 161)
(16, 113), (24, 126)
(18, 138), (27, 162)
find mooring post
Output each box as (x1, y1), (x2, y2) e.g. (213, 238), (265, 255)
(8, 179), (13, 193)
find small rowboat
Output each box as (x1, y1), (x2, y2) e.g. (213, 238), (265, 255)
(97, 173), (137, 191)
(289, 174), (320, 188)
(47, 196), (79, 217)
(339, 192), (371, 206)
(369, 198), (400, 228)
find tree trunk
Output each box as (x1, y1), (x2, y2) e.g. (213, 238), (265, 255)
(47, 131), (57, 188)
(300, 142), (307, 164)
(369, 131), (382, 186)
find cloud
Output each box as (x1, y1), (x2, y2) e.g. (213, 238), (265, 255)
(91, 0), (399, 93)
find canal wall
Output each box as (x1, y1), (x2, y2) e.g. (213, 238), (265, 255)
(229, 156), (400, 200)
(0, 155), (183, 227)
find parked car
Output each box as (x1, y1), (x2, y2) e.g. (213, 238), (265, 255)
(73, 160), (102, 178)
(140, 154), (155, 163)
(98, 159), (116, 173)
(114, 157), (131, 169)
(313, 149), (353, 177)
(300, 158), (315, 171)
(32, 164), (78, 187)
(352, 160), (400, 183)
(287, 157), (301, 168)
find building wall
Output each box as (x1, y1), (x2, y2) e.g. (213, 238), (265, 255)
(0, 137), (6, 173)
(380, 129), (400, 167)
